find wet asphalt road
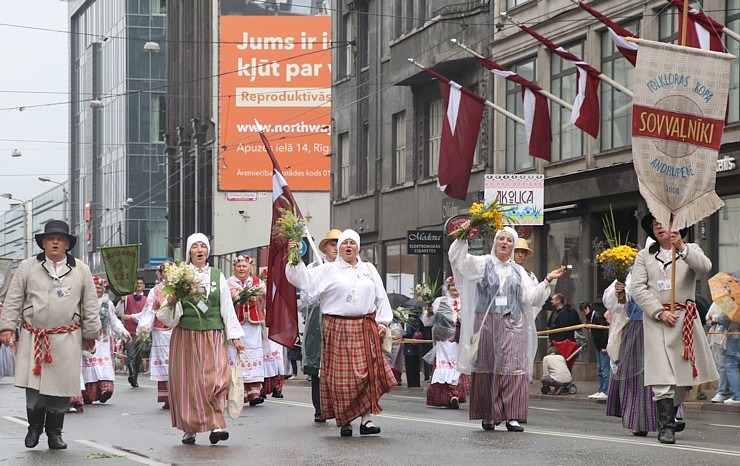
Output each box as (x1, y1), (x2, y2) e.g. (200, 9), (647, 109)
(1, 375), (739, 465)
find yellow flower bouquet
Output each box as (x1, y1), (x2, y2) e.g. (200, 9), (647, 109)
(449, 200), (514, 240)
(593, 208), (637, 304)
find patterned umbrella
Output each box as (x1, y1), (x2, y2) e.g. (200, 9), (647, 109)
(708, 272), (740, 323)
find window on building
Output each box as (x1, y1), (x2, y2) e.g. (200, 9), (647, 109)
(551, 41), (585, 162)
(337, 12), (353, 78)
(718, 195), (740, 273)
(601, 19), (639, 151)
(392, 111), (406, 185)
(506, 58), (537, 172)
(425, 98), (443, 178)
(727, 1), (739, 123)
(394, 0), (403, 37)
(339, 132), (350, 198)
(358, 123), (370, 193)
(385, 242), (414, 295)
(546, 218), (583, 307)
(659, 1), (701, 45)
(506, 0), (534, 9)
(357, 1), (369, 69)
(405, 0), (415, 34)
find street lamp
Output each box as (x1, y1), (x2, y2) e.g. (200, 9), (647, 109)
(38, 176), (69, 224)
(0, 192), (31, 259)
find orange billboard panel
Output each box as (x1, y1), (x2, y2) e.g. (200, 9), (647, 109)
(219, 15), (332, 191)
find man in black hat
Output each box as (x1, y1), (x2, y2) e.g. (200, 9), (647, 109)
(630, 213), (718, 445)
(0, 220), (101, 450)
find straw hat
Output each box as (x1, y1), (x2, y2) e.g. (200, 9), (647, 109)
(514, 237), (533, 257)
(319, 229), (342, 254)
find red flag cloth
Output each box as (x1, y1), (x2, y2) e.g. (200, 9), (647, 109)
(668, 0), (725, 52)
(476, 56), (551, 161)
(575, 1), (639, 66)
(517, 23), (601, 138)
(261, 130), (301, 348)
(420, 66), (485, 200)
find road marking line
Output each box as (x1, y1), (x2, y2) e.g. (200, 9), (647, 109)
(708, 424), (740, 429)
(529, 407), (560, 412)
(268, 400), (740, 457)
(1, 415), (28, 427)
(75, 440), (169, 466)
(389, 395), (425, 400)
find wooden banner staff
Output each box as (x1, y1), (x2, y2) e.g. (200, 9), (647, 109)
(407, 58), (526, 125)
(450, 39), (574, 111)
(502, 13), (634, 98)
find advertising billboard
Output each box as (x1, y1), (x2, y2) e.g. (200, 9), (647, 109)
(219, 6), (331, 191)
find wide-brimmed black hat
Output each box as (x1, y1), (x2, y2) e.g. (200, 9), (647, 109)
(640, 213), (689, 241)
(35, 220), (76, 250)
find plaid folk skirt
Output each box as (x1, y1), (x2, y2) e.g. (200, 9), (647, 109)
(426, 373), (471, 407)
(260, 375), (284, 396)
(320, 314), (398, 426)
(83, 380), (115, 403)
(169, 328), (228, 433)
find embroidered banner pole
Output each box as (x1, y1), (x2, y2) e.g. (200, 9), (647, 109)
(631, 38), (734, 231)
(100, 245), (140, 295)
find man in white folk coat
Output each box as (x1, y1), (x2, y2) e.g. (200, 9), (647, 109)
(630, 213), (718, 445)
(0, 220), (101, 450)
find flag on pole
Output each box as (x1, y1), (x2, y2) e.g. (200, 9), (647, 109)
(420, 66), (485, 200)
(516, 23), (601, 138)
(476, 56), (551, 161)
(632, 39), (731, 230)
(667, 0), (725, 52)
(575, 1), (639, 65)
(260, 128), (301, 348)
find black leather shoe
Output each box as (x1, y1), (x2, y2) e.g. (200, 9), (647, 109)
(272, 389), (284, 398)
(482, 421), (495, 431)
(360, 421), (380, 435)
(209, 429), (229, 444)
(448, 397), (460, 409)
(314, 413), (326, 423)
(24, 409), (45, 448)
(128, 376), (139, 388)
(249, 397), (264, 407)
(505, 421), (524, 432)
(340, 425), (352, 437)
(181, 433), (196, 445)
(632, 430), (648, 436)
(45, 413), (67, 449)
(99, 391), (112, 404)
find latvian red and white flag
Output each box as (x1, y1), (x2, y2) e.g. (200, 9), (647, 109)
(420, 67), (485, 200)
(476, 56), (551, 161)
(575, 1), (638, 66)
(260, 129), (301, 348)
(668, 0), (725, 52)
(517, 23), (601, 138)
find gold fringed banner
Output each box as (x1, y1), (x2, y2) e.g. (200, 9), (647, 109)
(632, 39), (733, 229)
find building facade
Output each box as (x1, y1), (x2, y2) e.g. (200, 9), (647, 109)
(331, 0), (740, 307)
(66, 0), (168, 276)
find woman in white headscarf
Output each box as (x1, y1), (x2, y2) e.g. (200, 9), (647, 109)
(157, 233), (245, 445)
(450, 226), (565, 432)
(422, 276), (469, 408)
(286, 229), (397, 437)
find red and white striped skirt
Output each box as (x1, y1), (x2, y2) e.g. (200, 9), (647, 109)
(169, 328), (228, 433)
(320, 314), (398, 426)
(157, 381), (169, 403)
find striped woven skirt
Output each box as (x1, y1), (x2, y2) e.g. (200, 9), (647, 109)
(469, 312), (530, 422)
(169, 328), (228, 433)
(157, 381), (169, 403)
(605, 320), (658, 432)
(320, 314), (398, 426)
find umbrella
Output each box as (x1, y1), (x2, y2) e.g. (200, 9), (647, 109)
(386, 293), (412, 308)
(708, 272), (740, 323)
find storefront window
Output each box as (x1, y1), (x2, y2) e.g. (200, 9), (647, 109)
(718, 196), (740, 274)
(546, 219), (583, 306)
(385, 242), (415, 296)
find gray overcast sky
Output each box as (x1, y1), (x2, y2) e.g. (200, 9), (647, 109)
(0, 1), (69, 213)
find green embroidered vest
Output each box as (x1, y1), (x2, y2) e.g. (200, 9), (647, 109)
(178, 268), (225, 331)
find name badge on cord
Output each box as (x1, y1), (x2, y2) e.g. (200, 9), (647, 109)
(56, 287), (70, 298)
(495, 296), (508, 306)
(197, 301), (209, 313)
(346, 290), (358, 305)
(657, 280), (672, 292)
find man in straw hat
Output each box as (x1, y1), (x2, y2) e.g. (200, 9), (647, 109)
(288, 228), (340, 422)
(630, 213), (717, 445)
(0, 220), (101, 450)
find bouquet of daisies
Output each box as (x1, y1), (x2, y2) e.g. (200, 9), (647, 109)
(234, 282), (266, 306)
(162, 261), (206, 309)
(449, 200), (515, 240)
(412, 278), (441, 307)
(392, 306), (411, 324)
(274, 207), (306, 266)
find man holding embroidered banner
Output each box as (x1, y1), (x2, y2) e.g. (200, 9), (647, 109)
(629, 38), (732, 445)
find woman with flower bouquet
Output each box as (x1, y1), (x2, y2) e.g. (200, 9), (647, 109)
(450, 221), (565, 432)
(226, 255), (267, 407)
(421, 277), (470, 409)
(136, 262), (174, 409)
(77, 277), (130, 407)
(156, 233), (245, 446)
